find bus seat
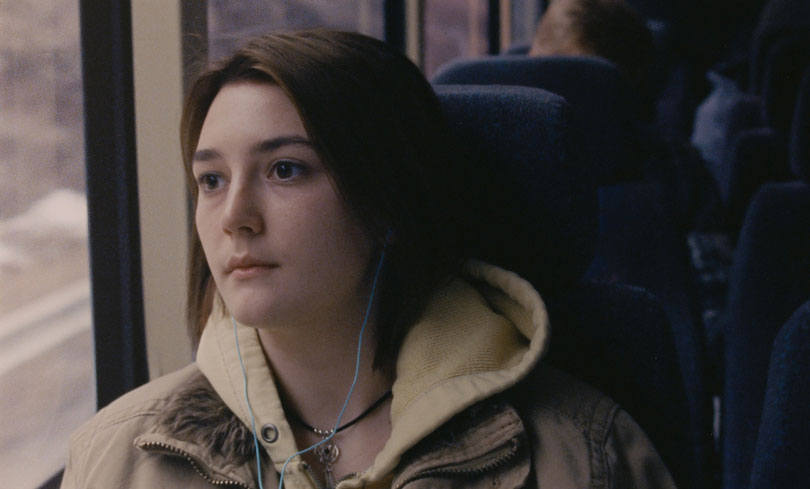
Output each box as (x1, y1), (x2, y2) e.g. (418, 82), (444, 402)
(586, 180), (712, 486)
(760, 37), (810, 135)
(748, 300), (810, 489)
(720, 125), (810, 489)
(504, 42), (529, 55)
(748, 0), (810, 94)
(789, 67), (810, 183)
(432, 55), (644, 184)
(693, 0), (808, 203)
(434, 84), (701, 489)
(433, 84), (596, 295)
(546, 282), (700, 489)
(721, 63), (810, 489)
(714, 47), (809, 237)
(718, 126), (790, 234)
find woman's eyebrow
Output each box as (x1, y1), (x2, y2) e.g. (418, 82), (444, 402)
(251, 135), (313, 155)
(192, 148), (220, 163)
(192, 136), (313, 164)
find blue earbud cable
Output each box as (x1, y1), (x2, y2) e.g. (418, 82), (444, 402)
(234, 246), (387, 489)
(233, 318), (266, 488)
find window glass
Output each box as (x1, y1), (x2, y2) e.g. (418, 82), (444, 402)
(508, 0), (543, 50)
(0, 0), (94, 487)
(424, 0), (488, 77)
(208, 0), (384, 61)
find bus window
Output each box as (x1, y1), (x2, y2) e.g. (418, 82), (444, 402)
(207, 0), (385, 60)
(0, 0), (94, 487)
(423, 0), (488, 77)
(506, 0), (544, 49)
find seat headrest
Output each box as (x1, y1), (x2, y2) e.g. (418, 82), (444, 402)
(432, 55), (643, 184)
(750, 0), (810, 92)
(435, 84), (598, 294)
(790, 67), (810, 182)
(504, 43), (530, 55)
(760, 36), (810, 132)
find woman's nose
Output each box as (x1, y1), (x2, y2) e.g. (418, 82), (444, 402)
(221, 181), (263, 235)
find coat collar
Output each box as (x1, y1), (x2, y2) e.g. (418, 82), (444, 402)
(133, 372), (262, 488)
(390, 397), (530, 489)
(134, 371), (530, 489)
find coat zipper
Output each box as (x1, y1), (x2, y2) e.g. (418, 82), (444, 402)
(137, 440), (253, 488)
(301, 462), (327, 489)
(300, 461), (359, 489)
(393, 437), (521, 489)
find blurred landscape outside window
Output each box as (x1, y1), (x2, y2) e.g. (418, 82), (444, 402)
(0, 1), (94, 487)
(423, 0), (488, 77)
(507, 0), (543, 49)
(207, 0), (384, 61)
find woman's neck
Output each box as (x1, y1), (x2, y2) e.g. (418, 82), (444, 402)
(256, 311), (393, 432)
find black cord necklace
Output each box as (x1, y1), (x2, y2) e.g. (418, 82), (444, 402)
(290, 389), (392, 436)
(289, 390), (392, 488)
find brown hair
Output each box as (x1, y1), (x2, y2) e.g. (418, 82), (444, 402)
(529, 0), (654, 90)
(181, 29), (468, 369)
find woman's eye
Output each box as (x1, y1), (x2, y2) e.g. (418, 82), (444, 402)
(197, 173), (222, 191)
(271, 161), (305, 180)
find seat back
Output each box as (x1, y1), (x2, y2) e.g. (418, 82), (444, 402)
(434, 84), (597, 295)
(724, 57), (810, 489)
(789, 66), (810, 182)
(432, 55), (643, 184)
(504, 42), (529, 55)
(760, 37), (810, 134)
(749, 0), (810, 93)
(546, 282), (699, 489)
(586, 181), (711, 484)
(719, 126), (790, 232)
(721, 179), (810, 489)
(749, 300), (810, 489)
(749, 61), (810, 489)
(715, 49), (809, 236)
(435, 84), (700, 489)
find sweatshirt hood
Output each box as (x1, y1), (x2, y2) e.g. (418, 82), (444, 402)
(368, 260), (549, 481)
(196, 260), (550, 488)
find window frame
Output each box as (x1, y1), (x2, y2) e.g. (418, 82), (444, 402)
(79, 0), (149, 410)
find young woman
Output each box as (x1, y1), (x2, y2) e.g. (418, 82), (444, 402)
(61, 29), (676, 489)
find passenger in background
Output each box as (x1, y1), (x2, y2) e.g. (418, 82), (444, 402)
(530, 0), (728, 382)
(528, 0), (654, 100)
(529, 0), (721, 231)
(61, 29), (676, 489)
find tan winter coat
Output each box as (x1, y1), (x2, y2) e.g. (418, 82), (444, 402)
(61, 262), (677, 489)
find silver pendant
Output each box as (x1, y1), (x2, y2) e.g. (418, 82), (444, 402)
(316, 442), (340, 488)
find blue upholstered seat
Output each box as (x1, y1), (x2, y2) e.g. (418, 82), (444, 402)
(434, 84), (700, 489)
(717, 42), (809, 235)
(748, 301), (810, 489)
(720, 65), (810, 489)
(586, 181), (711, 487)
(721, 181), (810, 489)
(697, 0), (810, 238)
(748, 0), (810, 95)
(433, 84), (596, 294)
(432, 55), (643, 184)
(789, 67), (810, 183)
(432, 60), (711, 485)
(545, 282), (698, 489)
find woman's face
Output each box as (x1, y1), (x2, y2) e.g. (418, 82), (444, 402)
(192, 81), (374, 328)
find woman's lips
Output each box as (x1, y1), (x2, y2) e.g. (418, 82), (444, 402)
(229, 263), (278, 279)
(225, 255), (279, 278)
